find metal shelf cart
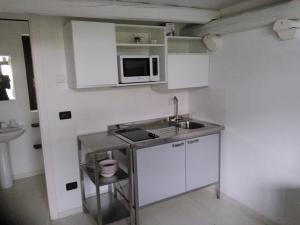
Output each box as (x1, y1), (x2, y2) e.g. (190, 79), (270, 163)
(78, 132), (134, 225)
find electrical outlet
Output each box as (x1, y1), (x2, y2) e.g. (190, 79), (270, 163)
(59, 111), (72, 120)
(66, 182), (77, 191)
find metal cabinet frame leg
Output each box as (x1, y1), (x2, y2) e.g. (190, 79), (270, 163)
(78, 140), (88, 213)
(132, 149), (140, 225)
(217, 133), (221, 199)
(127, 148), (134, 225)
(95, 156), (103, 225)
(216, 182), (221, 199)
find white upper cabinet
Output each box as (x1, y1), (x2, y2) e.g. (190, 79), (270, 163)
(167, 36), (209, 89)
(167, 53), (209, 89)
(64, 21), (118, 88)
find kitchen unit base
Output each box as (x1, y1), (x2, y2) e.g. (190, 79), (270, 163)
(79, 116), (224, 225)
(130, 132), (222, 225)
(84, 193), (130, 225)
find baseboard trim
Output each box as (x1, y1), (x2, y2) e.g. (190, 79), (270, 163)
(55, 187), (109, 220)
(222, 193), (282, 225)
(57, 207), (83, 219)
(204, 186), (281, 225)
(13, 170), (44, 180)
(55, 186), (281, 224)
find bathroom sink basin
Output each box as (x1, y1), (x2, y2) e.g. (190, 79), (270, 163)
(175, 121), (205, 129)
(0, 126), (26, 188)
(0, 127), (25, 143)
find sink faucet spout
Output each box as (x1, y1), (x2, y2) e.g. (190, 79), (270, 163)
(173, 96), (178, 121)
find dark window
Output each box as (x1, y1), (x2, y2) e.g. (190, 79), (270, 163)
(22, 36), (37, 111)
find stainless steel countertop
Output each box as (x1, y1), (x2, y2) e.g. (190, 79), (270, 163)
(108, 115), (224, 149)
(78, 131), (130, 154)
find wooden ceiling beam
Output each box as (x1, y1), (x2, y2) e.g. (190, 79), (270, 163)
(182, 0), (300, 36)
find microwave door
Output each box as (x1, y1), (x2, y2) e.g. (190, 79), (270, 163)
(150, 56), (160, 82)
(121, 58), (151, 83)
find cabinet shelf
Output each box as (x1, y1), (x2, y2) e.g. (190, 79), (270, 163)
(115, 24), (165, 30)
(168, 52), (207, 55)
(83, 165), (128, 186)
(167, 36), (202, 40)
(117, 43), (165, 47)
(84, 193), (130, 225)
(116, 81), (166, 87)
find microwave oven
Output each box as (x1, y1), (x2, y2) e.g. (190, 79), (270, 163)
(118, 55), (160, 84)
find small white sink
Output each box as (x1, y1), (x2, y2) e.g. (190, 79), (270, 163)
(0, 127), (26, 143)
(0, 126), (26, 189)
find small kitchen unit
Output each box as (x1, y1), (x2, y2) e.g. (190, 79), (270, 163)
(78, 115), (223, 225)
(110, 115), (223, 224)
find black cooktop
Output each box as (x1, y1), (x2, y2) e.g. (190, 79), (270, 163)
(115, 127), (159, 142)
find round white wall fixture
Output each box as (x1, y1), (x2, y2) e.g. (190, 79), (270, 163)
(273, 19), (300, 41)
(202, 34), (222, 51)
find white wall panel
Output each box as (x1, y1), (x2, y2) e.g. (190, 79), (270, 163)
(189, 27), (300, 225)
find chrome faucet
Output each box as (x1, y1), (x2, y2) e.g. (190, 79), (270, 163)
(169, 96), (181, 122)
(173, 96), (178, 121)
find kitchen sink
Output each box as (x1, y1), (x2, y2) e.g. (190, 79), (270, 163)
(175, 121), (205, 129)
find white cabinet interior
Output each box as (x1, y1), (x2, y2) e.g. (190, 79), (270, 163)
(115, 24), (167, 86)
(185, 134), (219, 191)
(166, 36), (209, 89)
(136, 141), (186, 207)
(167, 36), (206, 54)
(64, 21), (118, 88)
(116, 24), (165, 46)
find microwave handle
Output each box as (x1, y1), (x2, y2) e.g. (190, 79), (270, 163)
(150, 56), (154, 81)
(150, 56), (160, 82)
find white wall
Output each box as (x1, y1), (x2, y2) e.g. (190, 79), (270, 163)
(30, 16), (189, 218)
(0, 20), (44, 180)
(190, 27), (300, 225)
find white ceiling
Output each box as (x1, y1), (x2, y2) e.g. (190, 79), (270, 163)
(73, 0), (252, 10)
(0, 0), (285, 23)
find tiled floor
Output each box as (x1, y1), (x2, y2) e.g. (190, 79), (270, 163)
(0, 175), (266, 225)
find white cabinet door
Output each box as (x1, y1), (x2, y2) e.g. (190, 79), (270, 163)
(136, 141), (186, 207)
(186, 134), (219, 191)
(64, 21), (118, 88)
(167, 54), (209, 89)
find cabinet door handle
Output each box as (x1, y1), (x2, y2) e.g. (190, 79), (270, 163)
(187, 139), (199, 144)
(172, 142), (184, 148)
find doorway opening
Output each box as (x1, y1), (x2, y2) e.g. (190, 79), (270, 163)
(0, 19), (49, 224)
